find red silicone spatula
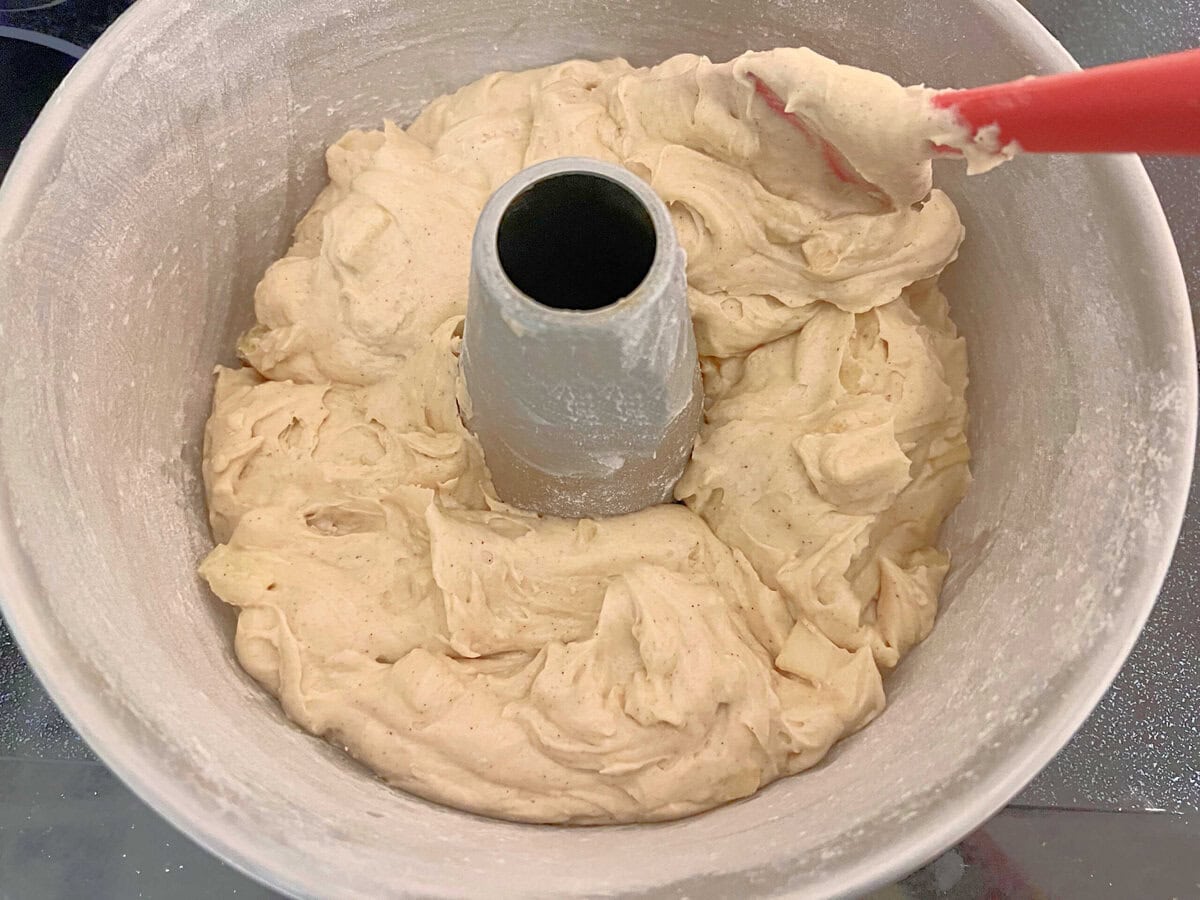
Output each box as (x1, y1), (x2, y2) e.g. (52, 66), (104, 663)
(931, 47), (1200, 155)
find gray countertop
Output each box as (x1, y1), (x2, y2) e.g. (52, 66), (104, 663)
(1, 0), (1198, 896)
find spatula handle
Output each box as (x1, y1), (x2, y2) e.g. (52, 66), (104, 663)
(932, 48), (1200, 155)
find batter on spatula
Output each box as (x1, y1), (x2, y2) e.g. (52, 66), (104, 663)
(199, 47), (997, 823)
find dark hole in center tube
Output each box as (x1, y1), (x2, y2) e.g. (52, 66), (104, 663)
(496, 172), (657, 311)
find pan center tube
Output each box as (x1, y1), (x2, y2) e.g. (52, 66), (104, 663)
(461, 157), (703, 518)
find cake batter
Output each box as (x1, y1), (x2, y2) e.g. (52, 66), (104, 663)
(200, 48), (979, 823)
